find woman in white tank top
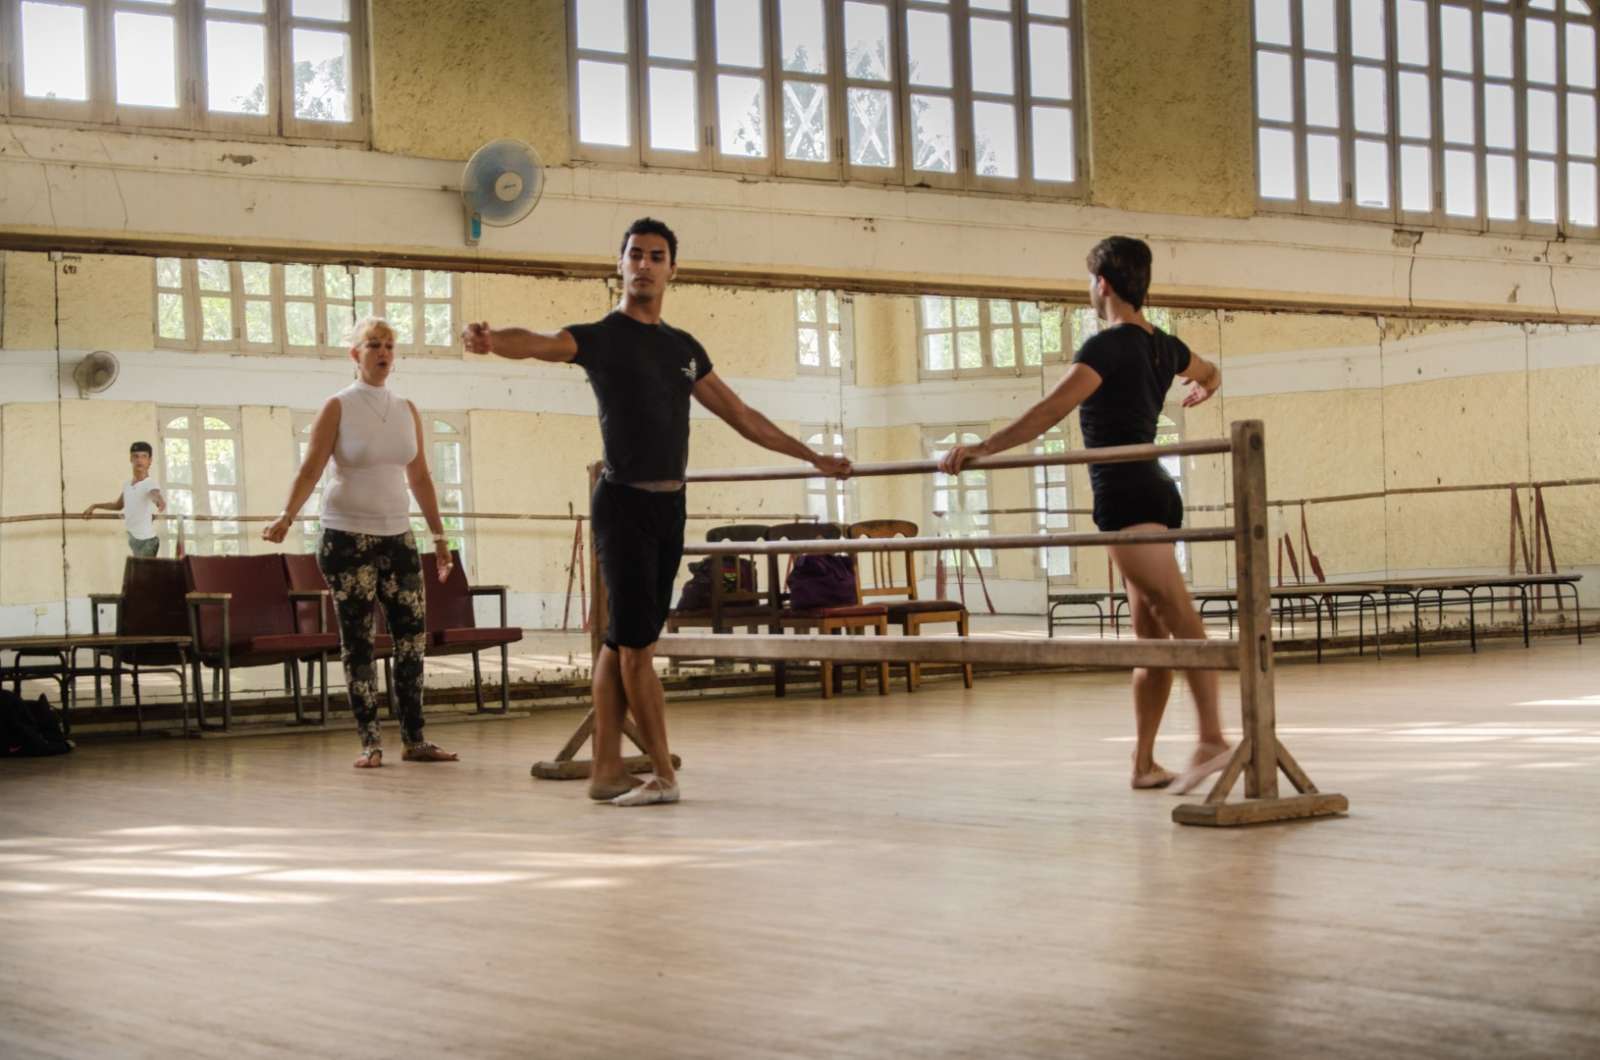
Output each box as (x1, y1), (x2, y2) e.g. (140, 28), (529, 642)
(264, 318), (459, 769)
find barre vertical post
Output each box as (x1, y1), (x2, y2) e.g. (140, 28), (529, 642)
(1233, 419), (1279, 800)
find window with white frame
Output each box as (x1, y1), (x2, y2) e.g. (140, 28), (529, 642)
(159, 407), (244, 556)
(795, 289), (850, 373)
(154, 258), (460, 355)
(1253, 0), (1600, 233)
(802, 424), (854, 523)
(924, 424), (993, 570)
(1067, 304), (1172, 351)
(919, 294), (1065, 377)
(1033, 426), (1070, 578)
(407, 413), (473, 571)
(7, 0), (367, 142)
(570, 0), (1084, 195)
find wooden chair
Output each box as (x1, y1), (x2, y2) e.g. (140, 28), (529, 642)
(770, 521), (890, 699)
(420, 550), (523, 714)
(183, 554), (339, 730)
(848, 519), (973, 692)
(667, 523), (780, 635)
(87, 557), (194, 734)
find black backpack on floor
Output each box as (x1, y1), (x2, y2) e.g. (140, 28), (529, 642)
(0, 689), (72, 757)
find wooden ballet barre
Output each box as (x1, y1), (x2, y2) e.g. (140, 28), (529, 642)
(658, 633), (1239, 671)
(682, 527), (1236, 556)
(531, 421), (1348, 830)
(684, 438), (1234, 483)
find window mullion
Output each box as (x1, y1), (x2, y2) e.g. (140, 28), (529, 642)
(1011, 8), (1033, 195)
(1290, 0), (1310, 205)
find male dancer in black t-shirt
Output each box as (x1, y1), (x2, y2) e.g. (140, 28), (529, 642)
(464, 218), (851, 806)
(939, 237), (1230, 795)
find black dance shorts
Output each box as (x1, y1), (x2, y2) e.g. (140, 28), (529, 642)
(1091, 473), (1185, 533)
(590, 477), (687, 650)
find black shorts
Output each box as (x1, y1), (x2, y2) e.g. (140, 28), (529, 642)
(1091, 474), (1185, 533)
(591, 478), (686, 650)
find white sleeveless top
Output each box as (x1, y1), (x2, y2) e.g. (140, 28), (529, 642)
(320, 380), (418, 536)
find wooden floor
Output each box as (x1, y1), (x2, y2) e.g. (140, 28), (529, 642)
(2, 643), (1597, 1059)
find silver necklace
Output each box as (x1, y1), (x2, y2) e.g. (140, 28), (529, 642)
(356, 383), (393, 422)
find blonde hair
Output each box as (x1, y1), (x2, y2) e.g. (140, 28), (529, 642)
(345, 315), (395, 349)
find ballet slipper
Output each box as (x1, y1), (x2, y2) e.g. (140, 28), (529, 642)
(609, 776), (680, 807)
(588, 774), (644, 801)
(401, 741), (459, 762)
(354, 747), (383, 769)
(1131, 764), (1177, 790)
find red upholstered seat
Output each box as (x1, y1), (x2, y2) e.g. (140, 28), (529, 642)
(420, 551), (525, 657)
(185, 554), (340, 662)
(244, 632), (342, 655)
(886, 599), (966, 618)
(182, 553), (342, 730)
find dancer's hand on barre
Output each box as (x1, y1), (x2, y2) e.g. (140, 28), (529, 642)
(462, 321), (493, 354)
(433, 537), (454, 583)
(939, 441), (988, 475)
(811, 453), (852, 478)
(261, 514), (293, 543)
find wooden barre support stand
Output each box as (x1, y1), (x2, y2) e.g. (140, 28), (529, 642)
(658, 632), (1240, 671)
(1172, 420), (1348, 827)
(532, 424), (1348, 831)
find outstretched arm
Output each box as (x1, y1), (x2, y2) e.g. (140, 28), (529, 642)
(82, 493), (125, 519)
(462, 322), (578, 363)
(1178, 352), (1221, 408)
(692, 371), (851, 476)
(939, 363), (1104, 474)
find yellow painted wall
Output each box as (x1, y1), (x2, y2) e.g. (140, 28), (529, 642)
(469, 409), (600, 614)
(667, 286), (798, 381)
(854, 296), (919, 388)
(1082, 0), (1256, 218)
(1, 403), (65, 607)
(368, 0), (570, 164)
(3, 254), (60, 350)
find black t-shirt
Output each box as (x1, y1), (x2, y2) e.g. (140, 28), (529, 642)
(1071, 324), (1192, 493)
(566, 311), (714, 483)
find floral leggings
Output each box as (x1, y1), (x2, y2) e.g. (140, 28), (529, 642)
(317, 528), (430, 750)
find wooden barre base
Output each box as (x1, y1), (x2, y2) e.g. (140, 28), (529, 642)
(1173, 793), (1349, 826)
(531, 753), (683, 781)
(658, 633), (1240, 671)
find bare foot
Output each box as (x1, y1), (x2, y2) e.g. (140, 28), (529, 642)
(588, 773), (644, 801)
(1131, 764), (1177, 790)
(1131, 750), (1176, 789)
(354, 748), (383, 769)
(1169, 741), (1232, 795)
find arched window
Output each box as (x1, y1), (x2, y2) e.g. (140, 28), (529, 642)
(924, 425), (993, 570)
(159, 407), (244, 555)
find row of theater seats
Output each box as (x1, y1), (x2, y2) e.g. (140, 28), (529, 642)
(665, 519), (974, 697)
(92, 551), (521, 731)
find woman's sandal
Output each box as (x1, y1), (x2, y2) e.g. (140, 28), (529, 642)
(401, 742), (459, 763)
(354, 747), (383, 769)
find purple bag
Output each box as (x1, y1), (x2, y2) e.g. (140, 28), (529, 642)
(786, 554), (858, 610)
